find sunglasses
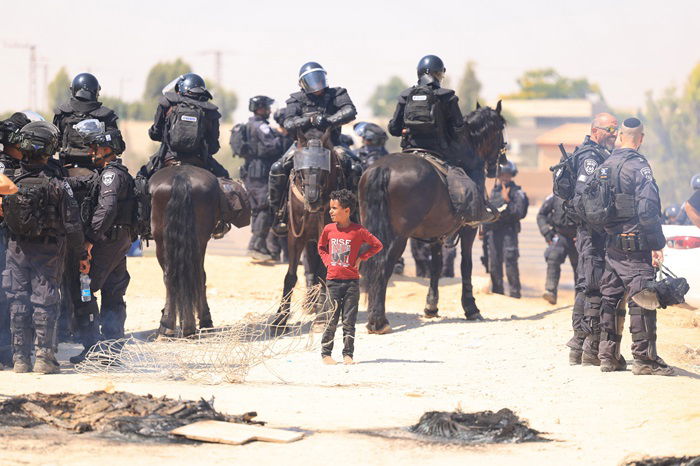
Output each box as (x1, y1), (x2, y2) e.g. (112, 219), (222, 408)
(594, 125), (619, 135)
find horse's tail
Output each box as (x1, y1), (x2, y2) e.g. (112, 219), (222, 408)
(163, 171), (203, 334)
(360, 165), (394, 296)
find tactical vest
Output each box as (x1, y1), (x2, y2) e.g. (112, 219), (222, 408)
(575, 155), (636, 227)
(166, 101), (207, 154)
(81, 166), (136, 232)
(3, 172), (60, 237)
(59, 107), (115, 158)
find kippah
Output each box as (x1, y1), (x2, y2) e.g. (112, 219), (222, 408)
(623, 117), (642, 128)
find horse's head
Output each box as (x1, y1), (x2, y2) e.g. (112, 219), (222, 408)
(292, 137), (332, 212)
(465, 100), (508, 178)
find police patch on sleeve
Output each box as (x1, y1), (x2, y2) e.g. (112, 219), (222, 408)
(63, 181), (74, 197)
(0, 162), (5, 171)
(640, 167), (653, 181)
(102, 171), (115, 186)
(259, 123), (271, 135)
(584, 159), (598, 175)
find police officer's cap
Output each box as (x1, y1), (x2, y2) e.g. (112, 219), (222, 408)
(249, 95), (275, 112)
(18, 121), (60, 158)
(691, 173), (700, 190)
(417, 55), (446, 79)
(71, 73), (101, 101)
(298, 62), (328, 93)
(499, 160), (518, 177)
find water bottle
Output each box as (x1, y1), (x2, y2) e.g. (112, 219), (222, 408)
(80, 273), (92, 302)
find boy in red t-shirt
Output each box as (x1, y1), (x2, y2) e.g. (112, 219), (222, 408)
(318, 189), (382, 365)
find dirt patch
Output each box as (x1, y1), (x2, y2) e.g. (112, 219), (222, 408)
(0, 391), (259, 442)
(623, 456), (700, 466)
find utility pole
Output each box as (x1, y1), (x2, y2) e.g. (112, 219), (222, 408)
(6, 43), (37, 109)
(198, 49), (235, 86)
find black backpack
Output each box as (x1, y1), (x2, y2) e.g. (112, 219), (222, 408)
(230, 123), (253, 158)
(403, 85), (441, 135)
(167, 101), (207, 153)
(3, 173), (55, 237)
(574, 156), (636, 227)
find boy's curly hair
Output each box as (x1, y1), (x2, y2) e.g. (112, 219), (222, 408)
(330, 189), (356, 213)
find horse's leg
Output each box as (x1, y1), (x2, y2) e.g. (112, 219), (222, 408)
(367, 236), (406, 334)
(424, 241), (443, 318)
(272, 234), (302, 333)
(155, 239), (176, 336)
(460, 226), (484, 320)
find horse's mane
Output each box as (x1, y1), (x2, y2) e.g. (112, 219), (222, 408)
(464, 106), (506, 148)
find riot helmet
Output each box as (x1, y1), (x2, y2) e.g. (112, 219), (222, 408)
(73, 119), (125, 155)
(273, 107), (287, 127)
(0, 112), (32, 145)
(416, 55), (446, 82)
(499, 160), (518, 177)
(354, 122), (388, 146)
(249, 95), (275, 112)
(177, 73), (212, 100)
(664, 204), (680, 220)
(18, 121), (60, 159)
(691, 173), (700, 190)
(20, 110), (45, 122)
(298, 62), (328, 93)
(70, 73), (101, 101)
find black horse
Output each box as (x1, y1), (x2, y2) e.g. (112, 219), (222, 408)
(272, 130), (344, 331)
(149, 165), (233, 337)
(359, 103), (506, 334)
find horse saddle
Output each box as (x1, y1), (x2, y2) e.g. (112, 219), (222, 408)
(400, 149), (486, 226)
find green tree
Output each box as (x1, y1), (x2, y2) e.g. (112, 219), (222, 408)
(206, 80), (238, 123)
(642, 62), (700, 204)
(47, 67), (71, 112)
(142, 58), (191, 101)
(457, 61), (482, 114)
(368, 76), (407, 117)
(504, 68), (603, 100)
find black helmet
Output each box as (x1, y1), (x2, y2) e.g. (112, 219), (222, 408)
(18, 121), (60, 158)
(691, 173), (700, 190)
(72, 119), (125, 155)
(249, 95), (275, 112)
(354, 122), (387, 146)
(499, 160), (518, 177)
(70, 73), (101, 101)
(177, 73), (211, 99)
(416, 55), (446, 81)
(298, 62), (328, 93)
(273, 107), (287, 127)
(664, 204), (680, 219)
(0, 112), (32, 145)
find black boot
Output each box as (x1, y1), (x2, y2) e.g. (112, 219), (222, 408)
(269, 171), (288, 236)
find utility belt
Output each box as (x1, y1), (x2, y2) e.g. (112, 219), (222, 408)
(9, 234), (59, 244)
(105, 224), (132, 241)
(610, 232), (649, 252)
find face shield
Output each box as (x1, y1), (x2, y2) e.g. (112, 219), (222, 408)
(162, 75), (184, 95)
(21, 110), (45, 122)
(73, 119), (106, 144)
(299, 68), (328, 93)
(293, 142), (331, 171)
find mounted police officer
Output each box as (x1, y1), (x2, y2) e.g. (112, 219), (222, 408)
(235, 95), (285, 261)
(53, 73), (119, 170)
(353, 122), (389, 170)
(268, 62), (358, 234)
(537, 194), (578, 305)
(68, 120), (133, 363)
(141, 73), (229, 179)
(483, 161), (528, 298)
(2, 121), (88, 373)
(566, 112), (618, 366)
(593, 118), (673, 375)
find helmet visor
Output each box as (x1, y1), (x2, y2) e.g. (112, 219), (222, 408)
(73, 119), (105, 143)
(299, 69), (327, 93)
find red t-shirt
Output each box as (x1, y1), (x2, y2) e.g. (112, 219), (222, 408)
(318, 223), (383, 280)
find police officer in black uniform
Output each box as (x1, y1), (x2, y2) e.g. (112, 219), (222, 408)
(353, 122), (389, 170)
(268, 62), (357, 234)
(483, 161), (528, 298)
(663, 204), (682, 224)
(241, 96), (285, 261)
(2, 121), (87, 373)
(53, 73), (119, 169)
(567, 112), (618, 366)
(68, 120), (133, 363)
(143, 73), (229, 178)
(674, 174), (700, 225)
(537, 194), (578, 305)
(597, 118), (673, 376)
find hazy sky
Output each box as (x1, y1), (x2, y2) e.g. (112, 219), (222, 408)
(1, 0), (698, 122)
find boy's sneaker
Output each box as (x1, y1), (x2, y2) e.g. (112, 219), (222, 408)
(343, 355), (356, 365)
(632, 357), (675, 376)
(542, 291), (557, 305)
(322, 355), (337, 365)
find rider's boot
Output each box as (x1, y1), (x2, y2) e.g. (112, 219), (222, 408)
(269, 167), (289, 236)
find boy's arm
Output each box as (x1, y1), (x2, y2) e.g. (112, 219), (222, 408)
(358, 227), (383, 261)
(317, 228), (331, 267)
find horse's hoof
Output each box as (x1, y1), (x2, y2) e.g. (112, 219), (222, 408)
(271, 324), (288, 337)
(424, 308), (439, 318)
(367, 324), (392, 335)
(157, 326), (176, 339)
(199, 320), (213, 329)
(311, 322), (326, 333)
(466, 311), (484, 321)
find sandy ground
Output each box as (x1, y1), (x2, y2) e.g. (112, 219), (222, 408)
(1, 249), (699, 465)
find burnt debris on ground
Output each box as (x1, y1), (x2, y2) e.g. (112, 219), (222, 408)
(0, 391), (260, 442)
(624, 457), (700, 466)
(408, 409), (544, 444)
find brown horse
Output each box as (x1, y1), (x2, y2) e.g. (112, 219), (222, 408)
(359, 103), (507, 334)
(271, 130), (345, 332)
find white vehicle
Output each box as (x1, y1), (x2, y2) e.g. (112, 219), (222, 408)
(662, 224), (700, 308)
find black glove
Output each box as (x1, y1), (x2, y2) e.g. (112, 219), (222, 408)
(544, 230), (555, 243)
(310, 114), (330, 131)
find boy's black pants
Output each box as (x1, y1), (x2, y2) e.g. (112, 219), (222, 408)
(321, 279), (359, 357)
